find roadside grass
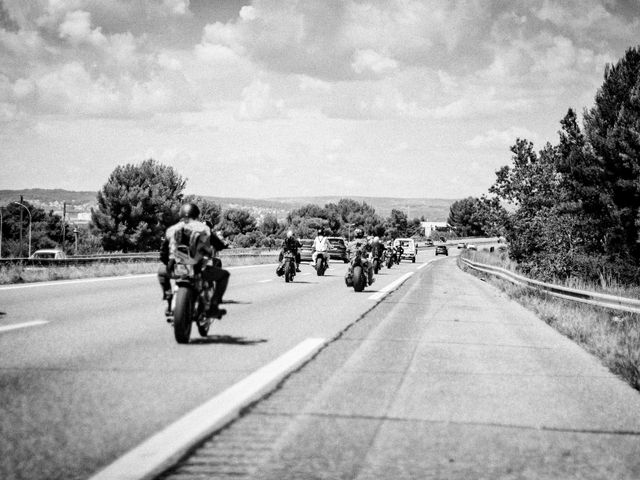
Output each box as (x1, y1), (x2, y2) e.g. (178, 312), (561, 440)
(459, 250), (640, 391)
(0, 254), (278, 285)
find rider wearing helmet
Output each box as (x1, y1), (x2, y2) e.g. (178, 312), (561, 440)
(280, 229), (302, 272)
(312, 227), (331, 268)
(371, 235), (384, 261)
(347, 227), (375, 285)
(159, 202), (230, 319)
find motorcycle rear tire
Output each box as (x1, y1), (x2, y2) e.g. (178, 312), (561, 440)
(386, 258), (393, 269)
(352, 265), (366, 292)
(373, 259), (380, 274)
(316, 257), (326, 276)
(285, 261), (294, 283)
(173, 287), (193, 344)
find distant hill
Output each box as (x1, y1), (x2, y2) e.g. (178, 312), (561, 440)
(0, 189), (97, 206)
(1, 189), (456, 222)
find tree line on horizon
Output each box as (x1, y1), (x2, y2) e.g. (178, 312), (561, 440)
(0, 159), (433, 257)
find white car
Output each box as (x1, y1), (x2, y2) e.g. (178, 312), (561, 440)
(30, 249), (67, 259)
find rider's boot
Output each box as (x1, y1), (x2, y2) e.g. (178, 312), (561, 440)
(207, 301), (227, 319)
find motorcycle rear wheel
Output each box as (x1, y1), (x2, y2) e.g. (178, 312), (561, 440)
(352, 265), (366, 292)
(285, 260), (294, 282)
(316, 257), (326, 276)
(173, 287), (193, 344)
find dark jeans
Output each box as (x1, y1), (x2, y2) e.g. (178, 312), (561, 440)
(202, 265), (230, 305)
(158, 264), (171, 299)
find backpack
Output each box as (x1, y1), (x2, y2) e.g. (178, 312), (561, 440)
(167, 220), (211, 265)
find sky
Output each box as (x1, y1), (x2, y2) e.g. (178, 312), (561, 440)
(1, 0), (639, 199)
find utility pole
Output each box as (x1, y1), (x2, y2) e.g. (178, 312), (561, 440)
(19, 195), (23, 257)
(62, 202), (66, 252)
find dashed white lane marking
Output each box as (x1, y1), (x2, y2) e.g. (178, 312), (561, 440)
(257, 279), (273, 283)
(368, 272), (414, 301)
(89, 337), (327, 480)
(0, 320), (49, 333)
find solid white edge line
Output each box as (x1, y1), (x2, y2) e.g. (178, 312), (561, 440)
(368, 272), (414, 301)
(0, 320), (49, 333)
(417, 258), (438, 270)
(0, 263), (280, 291)
(89, 337), (327, 480)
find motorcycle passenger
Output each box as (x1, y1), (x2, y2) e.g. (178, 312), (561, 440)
(311, 228), (331, 269)
(280, 230), (302, 272)
(165, 203), (230, 320)
(347, 228), (375, 285)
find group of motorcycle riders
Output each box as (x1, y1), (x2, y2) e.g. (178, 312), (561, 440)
(158, 202), (407, 322)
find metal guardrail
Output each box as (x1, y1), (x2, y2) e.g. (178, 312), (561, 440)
(0, 248), (278, 267)
(461, 257), (640, 315)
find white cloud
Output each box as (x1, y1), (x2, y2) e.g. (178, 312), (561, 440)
(162, 0), (189, 16)
(237, 79), (285, 121)
(467, 127), (539, 149)
(351, 49), (398, 76)
(59, 10), (106, 47)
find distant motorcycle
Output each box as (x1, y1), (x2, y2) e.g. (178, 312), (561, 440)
(345, 251), (370, 292)
(385, 247), (395, 269)
(372, 254), (382, 274)
(277, 251), (297, 282)
(394, 247), (403, 264)
(314, 251), (328, 276)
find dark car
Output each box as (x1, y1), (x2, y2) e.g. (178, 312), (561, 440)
(327, 237), (349, 263)
(435, 244), (448, 256)
(299, 239), (313, 262)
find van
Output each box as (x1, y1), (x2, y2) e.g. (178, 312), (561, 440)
(393, 238), (417, 263)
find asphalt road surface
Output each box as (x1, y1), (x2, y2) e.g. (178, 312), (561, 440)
(0, 252), (429, 480)
(3, 248), (640, 480)
(162, 253), (640, 480)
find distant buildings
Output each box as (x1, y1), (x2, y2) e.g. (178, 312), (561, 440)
(421, 221), (451, 235)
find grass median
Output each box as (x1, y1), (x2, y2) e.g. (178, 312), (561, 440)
(459, 250), (640, 392)
(0, 254), (279, 285)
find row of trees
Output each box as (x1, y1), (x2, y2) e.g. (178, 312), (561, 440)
(87, 159), (428, 252)
(450, 46), (640, 284)
(0, 159), (432, 257)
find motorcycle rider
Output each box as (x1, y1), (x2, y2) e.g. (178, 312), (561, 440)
(394, 240), (405, 262)
(279, 229), (302, 272)
(347, 228), (375, 285)
(162, 202), (230, 320)
(311, 227), (331, 269)
(371, 236), (384, 263)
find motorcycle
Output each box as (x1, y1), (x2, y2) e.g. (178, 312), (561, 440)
(385, 247), (395, 269)
(314, 251), (328, 276)
(169, 254), (221, 344)
(344, 251), (370, 292)
(277, 250), (297, 282)
(372, 254), (382, 274)
(394, 247), (403, 264)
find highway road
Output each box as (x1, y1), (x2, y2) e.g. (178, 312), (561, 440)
(3, 247), (640, 480)
(0, 252), (432, 480)
(161, 252), (640, 480)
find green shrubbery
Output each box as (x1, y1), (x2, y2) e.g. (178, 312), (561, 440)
(455, 46), (640, 286)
